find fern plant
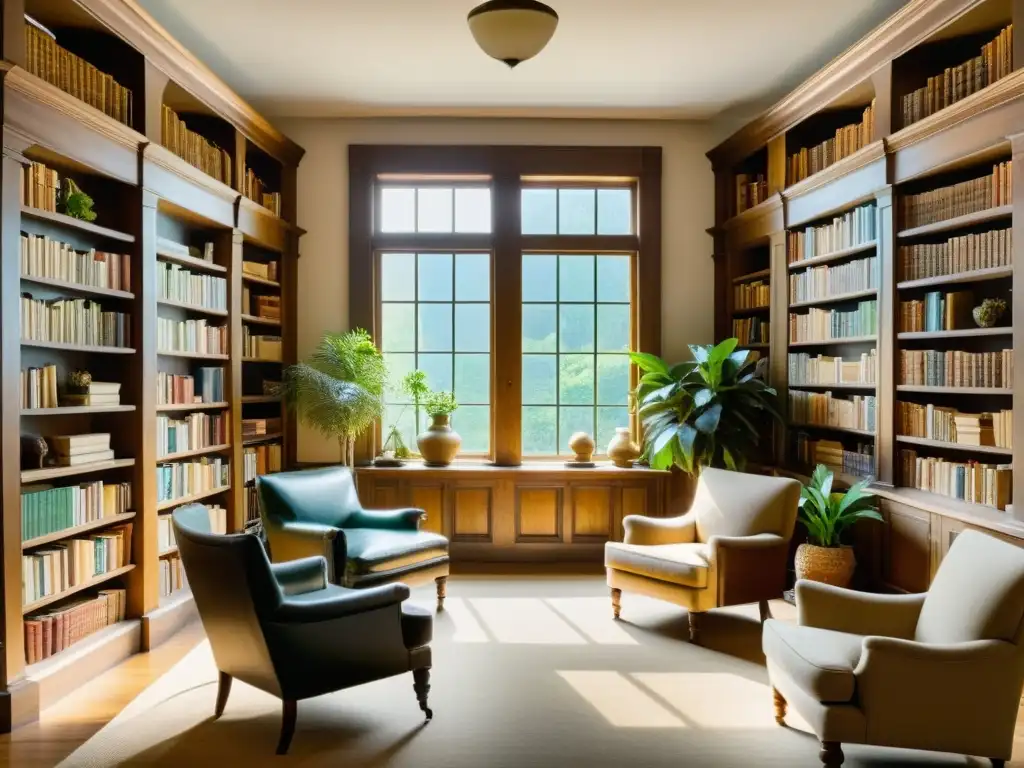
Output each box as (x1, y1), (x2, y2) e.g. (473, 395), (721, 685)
(798, 464), (883, 547)
(59, 178), (97, 222)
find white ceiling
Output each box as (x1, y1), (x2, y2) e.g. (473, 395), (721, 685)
(135, 0), (908, 120)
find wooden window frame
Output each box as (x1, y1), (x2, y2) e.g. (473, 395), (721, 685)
(349, 145), (662, 466)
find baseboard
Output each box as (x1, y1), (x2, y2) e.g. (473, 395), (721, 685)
(141, 590), (198, 651)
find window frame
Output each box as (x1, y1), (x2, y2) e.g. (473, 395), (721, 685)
(350, 145), (662, 466)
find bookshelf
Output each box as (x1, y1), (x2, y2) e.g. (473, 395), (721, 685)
(0, 1), (303, 731)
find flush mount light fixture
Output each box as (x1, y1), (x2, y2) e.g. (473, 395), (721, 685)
(467, 0), (559, 69)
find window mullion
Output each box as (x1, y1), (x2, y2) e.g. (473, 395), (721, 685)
(492, 170), (522, 465)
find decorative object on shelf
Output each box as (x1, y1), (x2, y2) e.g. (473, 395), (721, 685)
(379, 369), (427, 464)
(418, 390), (461, 467)
(65, 369), (92, 395)
(632, 338), (781, 474)
(794, 464), (882, 588)
(606, 427), (640, 468)
(973, 297), (1007, 328)
(566, 431), (596, 467)
(279, 329), (386, 469)
(20, 433), (48, 469)
(467, 0), (559, 68)
(59, 178), (96, 222)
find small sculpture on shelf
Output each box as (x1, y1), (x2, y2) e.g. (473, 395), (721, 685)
(973, 297), (1007, 328)
(66, 369), (92, 395)
(566, 432), (596, 468)
(59, 178), (96, 222)
(606, 427), (641, 468)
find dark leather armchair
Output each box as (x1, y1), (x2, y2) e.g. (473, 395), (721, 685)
(257, 466), (451, 610)
(172, 503), (434, 755)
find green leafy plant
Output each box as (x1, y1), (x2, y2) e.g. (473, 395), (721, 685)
(797, 464), (883, 547)
(632, 338), (781, 473)
(425, 390), (458, 417)
(402, 370), (430, 409)
(382, 424), (410, 458)
(59, 178), (97, 222)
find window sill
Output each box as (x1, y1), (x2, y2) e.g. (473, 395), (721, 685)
(355, 460), (667, 478)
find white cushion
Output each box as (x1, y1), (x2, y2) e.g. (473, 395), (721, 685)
(604, 542), (709, 588)
(762, 619), (863, 703)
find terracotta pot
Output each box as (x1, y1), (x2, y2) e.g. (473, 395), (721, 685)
(417, 414), (461, 467)
(607, 427), (641, 468)
(794, 543), (856, 587)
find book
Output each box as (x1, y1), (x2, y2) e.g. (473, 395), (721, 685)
(20, 233), (131, 293)
(21, 364), (59, 409)
(160, 105), (233, 186)
(734, 173), (767, 215)
(60, 393), (120, 407)
(20, 294), (131, 348)
(900, 161), (1012, 230)
(52, 449), (115, 467)
(157, 317), (227, 355)
(48, 434), (110, 454)
(157, 262), (227, 311)
(787, 204), (876, 264)
(787, 99), (875, 185)
(789, 255), (877, 304)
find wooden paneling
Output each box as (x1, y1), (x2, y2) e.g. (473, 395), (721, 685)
(454, 488), (492, 540)
(372, 483), (401, 510)
(881, 499), (932, 593)
(619, 486), (648, 542)
(411, 485), (445, 535)
(516, 487), (561, 541)
(572, 486), (613, 540)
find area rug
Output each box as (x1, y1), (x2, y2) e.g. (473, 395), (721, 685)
(59, 577), (985, 767)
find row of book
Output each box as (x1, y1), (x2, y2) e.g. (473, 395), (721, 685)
(244, 442), (282, 483)
(899, 349), (1013, 389)
(733, 280), (769, 310)
(899, 228), (1012, 283)
(901, 24), (1013, 129)
(898, 289), (974, 333)
(20, 162), (60, 213)
(24, 588), (126, 665)
(899, 449), (1011, 510)
(157, 263), (227, 311)
(25, 22), (133, 127)
(900, 161), (1012, 229)
(160, 105), (233, 186)
(157, 317), (227, 356)
(21, 480), (131, 542)
(21, 233), (131, 293)
(157, 413), (228, 458)
(243, 330), (283, 360)
(242, 169), (282, 216)
(788, 351), (877, 386)
(157, 368), (225, 406)
(897, 403), (1012, 448)
(63, 380), (121, 409)
(21, 364), (58, 410)
(793, 436), (874, 478)
(156, 457), (230, 504)
(732, 317), (769, 345)
(734, 173), (767, 215)
(789, 256), (877, 304)
(242, 418), (282, 438)
(242, 260), (280, 282)
(246, 292), (280, 320)
(789, 301), (877, 343)
(156, 505), (227, 553)
(789, 391), (876, 432)
(244, 486), (260, 524)
(45, 432), (115, 468)
(21, 296), (131, 349)
(22, 524), (132, 605)
(160, 556), (187, 598)
(787, 100), (875, 185)
(787, 204), (876, 264)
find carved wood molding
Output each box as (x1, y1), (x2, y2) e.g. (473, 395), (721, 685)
(781, 141), (887, 202)
(142, 143), (240, 204)
(722, 193), (784, 230)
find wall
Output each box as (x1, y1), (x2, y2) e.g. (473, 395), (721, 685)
(276, 117), (715, 462)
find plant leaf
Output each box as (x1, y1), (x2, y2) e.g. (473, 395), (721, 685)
(629, 352), (670, 375)
(689, 345), (711, 365)
(693, 388), (714, 409)
(693, 403), (722, 435)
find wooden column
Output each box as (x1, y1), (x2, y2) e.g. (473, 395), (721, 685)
(874, 187), (896, 487)
(767, 135), (787, 196)
(1010, 133), (1024, 521)
(226, 230), (245, 530)
(768, 228), (789, 466)
(141, 61), (169, 145)
(870, 62), (894, 141)
(2, 0), (25, 66)
(492, 167), (521, 466)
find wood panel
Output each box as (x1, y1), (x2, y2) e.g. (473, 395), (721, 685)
(411, 485), (445, 536)
(881, 499), (932, 593)
(619, 486), (648, 543)
(371, 483), (401, 510)
(572, 486), (613, 540)
(453, 488), (492, 540)
(516, 487), (562, 542)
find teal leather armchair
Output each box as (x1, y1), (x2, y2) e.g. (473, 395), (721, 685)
(172, 503), (434, 755)
(257, 466), (451, 610)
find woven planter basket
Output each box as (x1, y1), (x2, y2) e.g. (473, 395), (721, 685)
(794, 543), (856, 587)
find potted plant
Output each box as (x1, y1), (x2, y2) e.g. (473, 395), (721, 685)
(379, 370), (429, 463)
(279, 329), (386, 467)
(418, 389), (460, 466)
(795, 464), (883, 587)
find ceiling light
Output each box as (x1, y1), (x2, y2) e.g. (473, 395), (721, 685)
(467, 0), (559, 69)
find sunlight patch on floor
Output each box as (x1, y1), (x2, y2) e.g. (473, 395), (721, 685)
(545, 598), (639, 645)
(468, 598), (587, 645)
(440, 598), (490, 643)
(557, 671), (686, 728)
(632, 672), (775, 729)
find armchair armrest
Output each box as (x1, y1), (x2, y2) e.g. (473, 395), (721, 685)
(708, 533), (789, 607)
(622, 512), (696, 546)
(707, 532), (785, 558)
(266, 520), (338, 560)
(797, 580), (926, 639)
(346, 508), (425, 531)
(271, 556), (327, 596)
(273, 582), (411, 623)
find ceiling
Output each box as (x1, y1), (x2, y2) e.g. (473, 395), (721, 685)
(135, 0), (908, 120)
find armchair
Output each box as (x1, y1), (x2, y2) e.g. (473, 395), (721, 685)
(604, 467), (801, 641)
(172, 503), (434, 755)
(764, 529), (1024, 767)
(257, 466), (450, 609)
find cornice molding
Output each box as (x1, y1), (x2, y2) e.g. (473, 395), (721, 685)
(781, 140), (887, 202)
(143, 143), (240, 204)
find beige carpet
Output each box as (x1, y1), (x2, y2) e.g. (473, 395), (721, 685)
(60, 577), (988, 767)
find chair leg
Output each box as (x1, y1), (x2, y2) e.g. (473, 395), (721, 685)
(819, 741), (844, 767)
(991, 760), (1005, 768)
(214, 671), (232, 719)
(276, 699), (297, 756)
(688, 611), (702, 643)
(413, 667), (433, 720)
(435, 576), (447, 612)
(771, 687), (786, 725)
(611, 588), (622, 619)
(759, 599), (772, 623)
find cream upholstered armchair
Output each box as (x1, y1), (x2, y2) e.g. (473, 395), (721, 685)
(604, 467), (801, 642)
(764, 529), (1024, 768)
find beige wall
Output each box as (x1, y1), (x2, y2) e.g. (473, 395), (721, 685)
(276, 117), (715, 462)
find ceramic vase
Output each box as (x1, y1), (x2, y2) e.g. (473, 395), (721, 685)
(568, 432), (596, 463)
(417, 414), (461, 467)
(606, 427), (641, 468)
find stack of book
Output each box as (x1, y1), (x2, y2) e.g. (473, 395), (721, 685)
(734, 173), (767, 214)
(900, 161), (1012, 229)
(787, 100), (875, 185)
(20, 296), (131, 348)
(156, 457), (230, 504)
(899, 290), (974, 332)
(157, 317), (227, 355)
(160, 105), (233, 185)
(899, 228), (1012, 280)
(789, 300), (877, 342)
(21, 234), (131, 292)
(157, 263), (227, 311)
(793, 435), (874, 478)
(732, 317), (769, 345)
(789, 256), (877, 303)
(789, 391), (876, 431)
(899, 349), (1013, 388)
(787, 204), (876, 264)
(46, 433), (114, 467)
(243, 329), (282, 360)
(249, 293), (280, 320)
(156, 237), (215, 265)
(21, 364), (58, 409)
(242, 260), (279, 282)
(157, 412), (227, 457)
(157, 367), (224, 405)
(242, 418), (282, 439)
(20, 161), (59, 212)
(733, 280), (769, 310)
(897, 401), (958, 442)
(788, 351), (877, 385)
(23, 588), (127, 664)
(21, 480), (131, 541)
(242, 169), (282, 216)
(244, 442), (282, 483)
(899, 449), (1012, 509)
(62, 381), (120, 408)
(21, 523), (132, 604)
(953, 413), (996, 447)
(159, 556), (187, 598)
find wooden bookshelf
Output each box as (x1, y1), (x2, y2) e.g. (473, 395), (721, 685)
(22, 406), (136, 416)
(896, 385), (1012, 395)
(732, 268), (770, 284)
(157, 350), (230, 361)
(156, 486), (232, 512)
(790, 423), (876, 438)
(23, 565), (136, 615)
(788, 288), (877, 309)
(20, 206), (136, 243)
(156, 298), (229, 318)
(22, 340), (135, 354)
(896, 266), (1013, 290)
(241, 314), (281, 326)
(241, 395), (280, 404)
(895, 205), (1013, 239)
(21, 275), (134, 300)
(241, 273), (280, 288)
(158, 444), (231, 462)
(786, 241), (877, 271)
(21, 512), (137, 550)
(897, 327), (1012, 340)
(788, 336), (877, 347)
(895, 435), (1013, 456)
(788, 382), (876, 390)
(243, 432), (283, 446)
(21, 459), (137, 484)
(156, 402), (230, 412)
(156, 249), (228, 274)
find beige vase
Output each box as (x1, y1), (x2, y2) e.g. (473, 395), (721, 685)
(417, 413), (461, 467)
(794, 543), (856, 587)
(606, 427), (641, 468)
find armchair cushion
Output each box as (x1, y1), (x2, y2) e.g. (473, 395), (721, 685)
(343, 528), (449, 576)
(762, 619), (863, 703)
(400, 604), (434, 649)
(604, 542), (709, 588)
(692, 468), (801, 541)
(270, 557), (328, 596)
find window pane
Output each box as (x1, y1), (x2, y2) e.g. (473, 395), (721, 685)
(418, 304), (452, 351)
(559, 354), (594, 405)
(455, 304), (490, 352)
(597, 304), (630, 352)
(418, 353), (453, 394)
(384, 403), (418, 455)
(380, 253), (416, 301)
(453, 405), (489, 453)
(523, 304), (556, 352)
(522, 354), (556, 404)
(558, 189), (595, 235)
(522, 188), (557, 234)
(597, 407), (630, 454)
(559, 407), (595, 454)
(559, 255), (594, 302)
(384, 352), (416, 401)
(418, 253), (453, 301)
(455, 188), (492, 233)
(559, 304), (594, 353)
(455, 354), (490, 404)
(523, 406), (557, 455)
(382, 303), (415, 351)
(455, 253), (490, 301)
(597, 355), (630, 405)
(417, 188), (453, 233)
(380, 187), (415, 233)
(523, 254), (557, 301)
(597, 189), (632, 235)
(597, 256), (630, 303)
